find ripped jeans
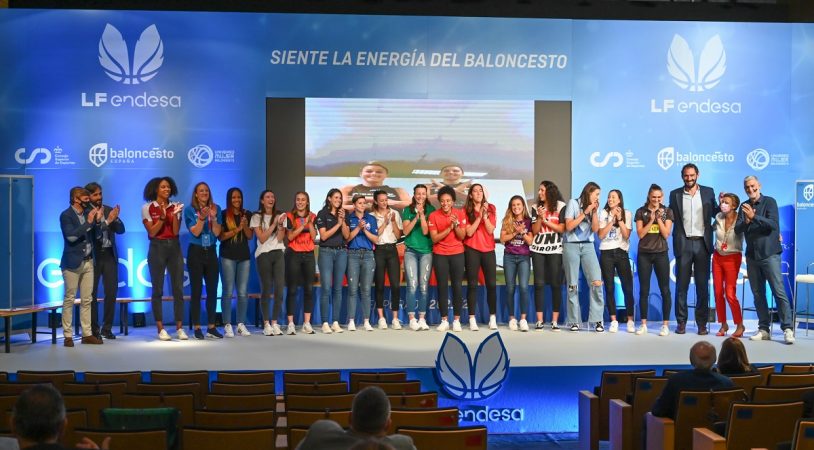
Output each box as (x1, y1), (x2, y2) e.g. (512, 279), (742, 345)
(562, 242), (605, 324)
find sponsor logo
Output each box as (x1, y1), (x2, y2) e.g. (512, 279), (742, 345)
(804, 184), (814, 202)
(81, 23), (181, 108)
(186, 144), (236, 168)
(745, 148), (789, 171)
(89, 143), (175, 168)
(657, 146), (735, 171)
(650, 34), (741, 114)
(14, 147), (52, 165)
(590, 151), (624, 168)
(435, 332), (509, 400)
(460, 406), (525, 423)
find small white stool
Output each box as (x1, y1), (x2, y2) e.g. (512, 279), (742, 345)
(795, 273), (814, 336)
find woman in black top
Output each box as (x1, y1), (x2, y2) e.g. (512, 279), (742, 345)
(219, 187), (253, 338)
(316, 188), (350, 334)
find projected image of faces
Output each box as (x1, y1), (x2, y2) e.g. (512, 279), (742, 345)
(305, 98), (534, 218)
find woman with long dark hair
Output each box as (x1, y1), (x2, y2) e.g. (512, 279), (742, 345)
(634, 184), (674, 336)
(250, 189), (287, 336)
(184, 181), (223, 339)
(428, 186), (468, 332)
(401, 184), (435, 331)
(716, 337), (756, 375)
(597, 189), (634, 333)
(500, 196), (533, 332)
(316, 188), (349, 334)
(530, 180), (566, 331)
(372, 190), (403, 329)
(141, 176), (186, 341)
(562, 182), (605, 332)
(219, 187), (253, 338)
(463, 184), (498, 330)
(285, 191), (317, 335)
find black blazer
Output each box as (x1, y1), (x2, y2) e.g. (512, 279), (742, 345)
(59, 206), (97, 271)
(91, 204), (126, 260)
(668, 184), (717, 256)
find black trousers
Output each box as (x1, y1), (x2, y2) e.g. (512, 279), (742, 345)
(257, 250), (285, 322)
(286, 250), (315, 315)
(637, 251), (672, 321)
(187, 244), (220, 326)
(374, 244), (401, 311)
(532, 252), (563, 314)
(675, 238), (711, 325)
(91, 247), (118, 333)
(434, 253), (465, 318)
(464, 247), (497, 315)
(599, 248), (635, 319)
(148, 238), (185, 323)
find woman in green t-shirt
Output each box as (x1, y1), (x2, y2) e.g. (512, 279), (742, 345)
(401, 184), (435, 331)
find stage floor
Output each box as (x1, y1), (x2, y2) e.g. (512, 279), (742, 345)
(3, 320), (812, 372)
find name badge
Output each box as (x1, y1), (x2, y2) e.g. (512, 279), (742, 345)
(202, 233), (212, 247)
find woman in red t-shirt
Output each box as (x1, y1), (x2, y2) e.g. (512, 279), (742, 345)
(285, 191), (317, 336)
(428, 186), (468, 332)
(463, 183), (498, 331)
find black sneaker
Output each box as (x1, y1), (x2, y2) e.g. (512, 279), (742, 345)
(101, 329), (117, 340)
(206, 327), (223, 339)
(193, 328), (205, 340)
(569, 323), (580, 332)
(535, 321), (544, 330)
(595, 322), (605, 333)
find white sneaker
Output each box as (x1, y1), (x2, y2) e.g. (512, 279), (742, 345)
(347, 319), (357, 332)
(750, 329), (770, 341)
(436, 319), (449, 332)
(419, 318), (430, 330)
(409, 318), (420, 331)
(331, 321), (343, 333)
(224, 324), (235, 338)
(784, 328), (795, 344)
(236, 323), (251, 336)
(659, 325), (669, 337)
(176, 328), (188, 340)
(453, 319), (463, 332)
(519, 319), (529, 332)
(286, 322), (296, 335)
(469, 317), (479, 331)
(626, 320), (635, 333)
(509, 318), (518, 331)
(392, 319), (402, 330)
(635, 324), (647, 336)
(322, 322), (332, 334)
(609, 320), (619, 333)
(488, 315), (498, 330)
(263, 323), (273, 336)
(378, 317), (388, 330)
(271, 323), (283, 336)
(158, 329), (171, 341)
(364, 319), (374, 332)
(302, 322), (314, 334)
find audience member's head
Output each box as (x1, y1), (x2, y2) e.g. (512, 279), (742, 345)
(717, 337), (751, 375)
(689, 341), (717, 371)
(349, 437), (396, 450)
(351, 386), (391, 436)
(11, 384), (66, 446)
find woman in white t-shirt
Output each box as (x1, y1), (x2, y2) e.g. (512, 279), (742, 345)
(249, 190), (287, 336)
(372, 190), (403, 329)
(597, 189), (634, 334)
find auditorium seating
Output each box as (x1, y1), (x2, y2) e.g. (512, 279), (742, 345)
(357, 379), (422, 394)
(349, 370), (408, 391)
(69, 428), (168, 450)
(210, 381), (275, 395)
(769, 373), (814, 387)
(84, 371), (143, 390)
(726, 373), (763, 400)
(283, 371), (341, 384)
(182, 427), (275, 450)
(752, 385), (814, 403)
(398, 425), (488, 450)
(217, 370), (275, 383)
(783, 363), (814, 373)
(791, 419), (814, 450)
(284, 381), (349, 395)
(692, 401), (804, 450)
(16, 370), (76, 388)
(608, 376), (669, 450)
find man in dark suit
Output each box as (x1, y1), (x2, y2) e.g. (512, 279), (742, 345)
(59, 187), (103, 347)
(85, 182), (125, 340)
(651, 340), (734, 419)
(668, 163), (717, 335)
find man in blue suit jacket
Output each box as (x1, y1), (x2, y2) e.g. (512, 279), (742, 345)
(86, 182), (125, 340)
(59, 187), (103, 346)
(668, 163), (717, 335)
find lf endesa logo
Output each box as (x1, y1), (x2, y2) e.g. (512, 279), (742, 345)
(81, 24), (181, 108)
(650, 34), (741, 115)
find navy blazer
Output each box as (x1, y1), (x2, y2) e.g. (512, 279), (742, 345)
(734, 194), (782, 261)
(59, 206), (98, 271)
(668, 184), (717, 256)
(91, 204), (126, 260)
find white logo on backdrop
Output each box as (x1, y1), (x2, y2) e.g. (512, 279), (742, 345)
(14, 147), (52, 165)
(746, 148), (770, 171)
(89, 143), (109, 168)
(657, 147), (675, 171)
(667, 34), (726, 93)
(188, 145), (214, 168)
(589, 152), (624, 168)
(99, 24), (164, 85)
(804, 184), (814, 202)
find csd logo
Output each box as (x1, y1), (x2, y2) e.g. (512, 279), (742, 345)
(14, 148), (52, 165)
(590, 152), (624, 168)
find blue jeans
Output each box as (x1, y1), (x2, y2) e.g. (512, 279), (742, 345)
(746, 253), (793, 331)
(347, 249), (375, 321)
(404, 249), (432, 315)
(221, 258), (250, 325)
(318, 247), (348, 324)
(504, 253), (530, 318)
(563, 242), (605, 324)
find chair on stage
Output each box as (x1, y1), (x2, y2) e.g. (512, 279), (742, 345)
(203, 393), (276, 412)
(645, 388), (746, 450)
(388, 407), (459, 434)
(16, 370), (76, 389)
(357, 380), (422, 395)
(84, 371), (142, 391)
(769, 373), (814, 387)
(210, 381), (275, 395)
(398, 426), (488, 450)
(193, 409), (276, 429)
(62, 382), (128, 407)
(793, 262), (814, 337)
(284, 381), (349, 395)
(182, 427), (275, 450)
(692, 401), (804, 450)
(283, 371), (341, 384)
(216, 370), (275, 383)
(608, 376), (668, 450)
(349, 371), (408, 392)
